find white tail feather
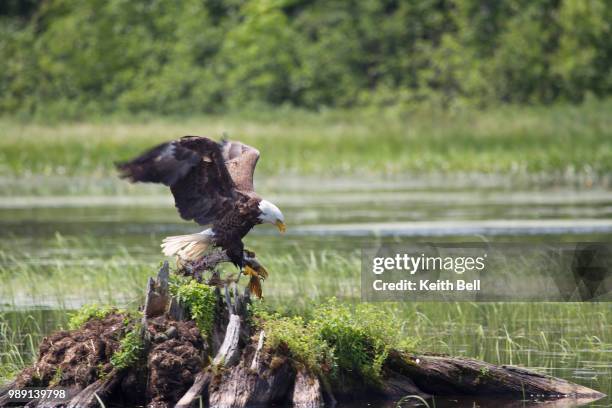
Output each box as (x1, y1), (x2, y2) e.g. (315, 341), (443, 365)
(161, 230), (214, 261)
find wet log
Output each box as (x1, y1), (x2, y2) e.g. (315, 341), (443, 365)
(292, 369), (324, 408)
(0, 381), (15, 407)
(65, 370), (124, 408)
(167, 296), (186, 321)
(387, 351), (606, 400)
(143, 261), (171, 321)
(175, 278), (252, 407)
(0, 381), (15, 406)
(175, 371), (212, 408)
(213, 314), (242, 367)
(0, 381), (15, 397)
(19, 371), (125, 408)
(249, 330), (265, 370)
(380, 371), (429, 400)
(25, 398), (64, 408)
(208, 353), (295, 408)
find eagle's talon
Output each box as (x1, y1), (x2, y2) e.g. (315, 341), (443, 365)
(248, 275), (263, 299)
(244, 264), (268, 280)
(256, 265), (269, 279)
(243, 265), (254, 276)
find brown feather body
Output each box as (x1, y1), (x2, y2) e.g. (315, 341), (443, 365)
(211, 196), (262, 266)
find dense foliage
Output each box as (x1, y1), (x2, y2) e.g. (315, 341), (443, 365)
(1, 0), (610, 117)
(169, 277), (217, 338)
(255, 298), (417, 385)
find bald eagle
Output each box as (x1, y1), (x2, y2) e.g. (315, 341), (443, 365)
(117, 136), (285, 276)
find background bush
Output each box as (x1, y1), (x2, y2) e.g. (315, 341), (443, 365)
(1, 0), (610, 117)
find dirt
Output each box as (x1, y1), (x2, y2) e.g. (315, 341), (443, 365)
(12, 312), (208, 408)
(14, 312), (126, 389)
(144, 316), (207, 407)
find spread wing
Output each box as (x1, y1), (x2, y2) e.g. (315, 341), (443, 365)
(221, 140), (260, 192)
(116, 136), (237, 225)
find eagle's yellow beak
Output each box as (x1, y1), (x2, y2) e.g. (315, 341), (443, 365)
(275, 220), (286, 234)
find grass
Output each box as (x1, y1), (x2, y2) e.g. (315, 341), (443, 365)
(0, 232), (609, 393)
(0, 235), (158, 309)
(0, 234), (361, 310)
(1, 241), (608, 399)
(0, 236), (608, 396)
(0, 99), (610, 190)
(0, 97), (610, 397)
(1, 298), (609, 393)
(0, 309), (64, 381)
(0, 319), (34, 381)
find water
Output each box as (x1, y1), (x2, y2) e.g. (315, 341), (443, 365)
(0, 179), (610, 406)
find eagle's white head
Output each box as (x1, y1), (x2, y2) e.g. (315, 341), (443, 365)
(258, 199), (286, 233)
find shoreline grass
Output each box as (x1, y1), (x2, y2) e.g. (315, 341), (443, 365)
(0, 237), (609, 398)
(1, 300), (609, 394)
(1, 99), (610, 181)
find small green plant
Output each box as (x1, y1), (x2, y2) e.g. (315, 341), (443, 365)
(170, 277), (216, 338)
(49, 367), (62, 387)
(110, 325), (144, 370)
(68, 304), (116, 330)
(479, 367), (490, 378)
(97, 363), (108, 380)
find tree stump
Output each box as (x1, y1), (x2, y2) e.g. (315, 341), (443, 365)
(0, 258), (606, 408)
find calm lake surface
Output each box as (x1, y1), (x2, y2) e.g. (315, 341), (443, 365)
(0, 177), (610, 406)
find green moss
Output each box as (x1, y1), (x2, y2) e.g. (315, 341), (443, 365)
(479, 367), (490, 378)
(110, 325), (144, 370)
(253, 298), (418, 386)
(169, 277), (216, 338)
(67, 304), (116, 330)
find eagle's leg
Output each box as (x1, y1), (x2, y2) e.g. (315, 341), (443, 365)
(225, 244), (245, 284)
(235, 254), (244, 284)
